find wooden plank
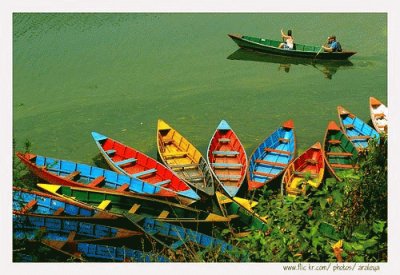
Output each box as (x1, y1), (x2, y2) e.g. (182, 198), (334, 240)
(158, 210), (169, 219)
(105, 149), (116, 155)
(373, 113), (385, 118)
(212, 163), (242, 169)
(328, 139), (341, 145)
(117, 183), (130, 192)
(153, 179), (171, 186)
(331, 163), (359, 169)
(344, 124), (354, 129)
(53, 207), (64, 215)
(21, 199), (37, 213)
(131, 168), (157, 178)
(212, 150), (239, 156)
(218, 138), (230, 143)
(349, 135), (371, 140)
(255, 159), (286, 167)
(64, 171), (81, 180)
(253, 170), (276, 178)
(163, 151), (188, 158)
(327, 152), (353, 157)
(97, 200), (111, 210)
(87, 176), (105, 187)
(115, 158), (137, 166)
(264, 147), (291, 155)
(305, 159), (318, 164)
(169, 163), (198, 169)
(279, 138), (289, 143)
(128, 203), (141, 214)
(293, 171), (318, 178)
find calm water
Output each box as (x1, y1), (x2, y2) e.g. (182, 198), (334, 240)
(13, 13), (387, 164)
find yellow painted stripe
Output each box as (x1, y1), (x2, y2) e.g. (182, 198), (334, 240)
(37, 183), (61, 195)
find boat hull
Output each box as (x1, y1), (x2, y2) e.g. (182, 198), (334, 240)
(369, 97), (388, 134)
(228, 34), (356, 60)
(207, 120), (247, 197)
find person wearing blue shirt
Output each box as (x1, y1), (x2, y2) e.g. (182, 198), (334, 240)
(322, 35), (342, 52)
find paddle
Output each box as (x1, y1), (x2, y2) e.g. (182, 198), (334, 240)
(314, 46), (324, 60)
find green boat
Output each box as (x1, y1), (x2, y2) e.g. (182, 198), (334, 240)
(37, 184), (230, 224)
(228, 34), (356, 60)
(323, 121), (359, 181)
(215, 191), (267, 235)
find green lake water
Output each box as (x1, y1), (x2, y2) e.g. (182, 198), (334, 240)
(13, 13), (387, 164)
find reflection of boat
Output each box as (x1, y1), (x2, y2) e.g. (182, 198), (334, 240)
(228, 34), (356, 60)
(227, 48), (354, 79)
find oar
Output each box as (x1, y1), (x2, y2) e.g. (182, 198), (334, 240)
(314, 46), (323, 60)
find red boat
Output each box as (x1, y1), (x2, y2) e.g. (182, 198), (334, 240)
(281, 142), (325, 196)
(91, 131), (201, 205)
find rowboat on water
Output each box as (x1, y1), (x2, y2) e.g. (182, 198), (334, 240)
(282, 142), (325, 197)
(37, 183), (230, 224)
(91, 131), (200, 205)
(337, 106), (380, 151)
(157, 119), (215, 196)
(228, 34), (356, 60)
(125, 214), (234, 253)
(13, 212), (141, 244)
(323, 121), (359, 181)
(369, 97), (388, 134)
(16, 152), (180, 200)
(215, 191), (267, 236)
(42, 241), (169, 262)
(247, 120), (296, 191)
(13, 187), (118, 222)
(206, 120), (248, 197)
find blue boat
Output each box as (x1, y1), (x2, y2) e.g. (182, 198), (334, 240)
(44, 241), (169, 262)
(247, 120), (296, 191)
(127, 214), (234, 252)
(16, 152), (178, 200)
(13, 213), (141, 242)
(337, 106), (380, 151)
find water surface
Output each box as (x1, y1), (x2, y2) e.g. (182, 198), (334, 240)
(13, 13), (387, 164)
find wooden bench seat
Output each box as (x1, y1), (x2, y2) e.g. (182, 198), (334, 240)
(253, 170), (276, 178)
(128, 203), (141, 214)
(255, 159), (286, 167)
(53, 207), (64, 215)
(169, 163), (198, 169)
(349, 135), (371, 140)
(344, 124), (354, 129)
(97, 200), (111, 210)
(327, 152), (353, 157)
(64, 171), (81, 180)
(328, 139), (341, 145)
(215, 174), (241, 181)
(293, 171), (318, 178)
(211, 163), (242, 169)
(116, 183), (130, 192)
(264, 147), (291, 155)
(163, 151), (188, 158)
(105, 149), (116, 155)
(115, 158), (137, 166)
(131, 168), (157, 178)
(331, 163), (359, 169)
(21, 199), (37, 213)
(218, 138), (231, 143)
(305, 159), (318, 164)
(212, 150), (240, 156)
(87, 176), (105, 187)
(279, 138), (290, 143)
(153, 179), (171, 186)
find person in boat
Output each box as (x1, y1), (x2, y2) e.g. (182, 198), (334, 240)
(278, 29), (294, 50)
(322, 35), (342, 52)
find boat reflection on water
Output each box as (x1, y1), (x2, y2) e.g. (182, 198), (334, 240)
(227, 49), (354, 79)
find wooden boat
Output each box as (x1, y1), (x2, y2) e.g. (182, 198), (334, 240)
(369, 97), (388, 134)
(16, 152), (179, 200)
(91, 131), (200, 205)
(228, 34), (356, 60)
(13, 212), (141, 243)
(13, 187), (118, 222)
(157, 119), (215, 196)
(337, 106), (380, 152)
(37, 183), (230, 224)
(215, 191), (267, 235)
(41, 241), (169, 262)
(206, 120), (248, 197)
(125, 214), (234, 252)
(282, 142), (325, 196)
(323, 121), (359, 181)
(247, 120), (296, 191)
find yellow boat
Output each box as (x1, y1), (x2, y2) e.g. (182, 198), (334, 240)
(157, 119), (215, 196)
